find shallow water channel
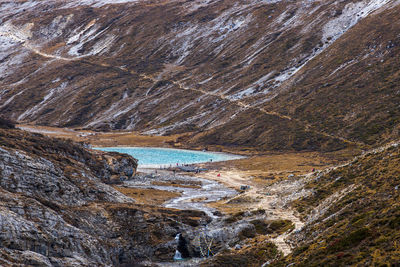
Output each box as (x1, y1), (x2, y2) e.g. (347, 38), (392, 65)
(100, 147), (248, 265)
(97, 147), (242, 217)
(125, 169), (237, 218)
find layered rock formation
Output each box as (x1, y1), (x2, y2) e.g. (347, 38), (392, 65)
(0, 127), (209, 265)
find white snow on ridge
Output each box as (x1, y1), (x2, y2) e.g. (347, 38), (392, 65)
(170, 8), (253, 64)
(0, 36), (25, 79)
(64, 0), (140, 8)
(231, 0), (396, 102)
(0, 88), (30, 110)
(212, 15), (253, 43)
(17, 82), (69, 121)
(328, 59), (356, 77)
(239, 0), (395, 102)
(39, 14), (75, 40)
(199, 76), (214, 85)
(66, 19), (97, 45)
(0, 1), (40, 17)
(89, 34), (117, 56)
(184, 0), (215, 12)
(67, 20), (116, 57)
(322, 0), (391, 43)
(270, 0), (392, 87)
(0, 0), (140, 14)
(227, 71), (275, 101)
(184, 0), (282, 13)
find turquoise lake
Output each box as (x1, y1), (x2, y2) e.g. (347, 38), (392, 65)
(95, 147), (244, 167)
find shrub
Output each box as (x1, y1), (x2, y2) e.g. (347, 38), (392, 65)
(0, 117), (15, 129)
(328, 228), (369, 252)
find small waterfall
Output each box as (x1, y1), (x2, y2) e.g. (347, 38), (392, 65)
(173, 233), (183, 261)
(173, 250), (183, 261)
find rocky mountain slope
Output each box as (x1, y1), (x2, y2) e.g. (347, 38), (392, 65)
(2, 124), (397, 266)
(1, 0), (399, 151)
(0, 123), (211, 266)
(277, 142), (400, 266)
(1, 1), (400, 265)
(195, 142), (400, 266)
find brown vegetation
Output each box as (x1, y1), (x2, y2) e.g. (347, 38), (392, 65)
(202, 238), (281, 267)
(113, 186), (181, 205)
(275, 144), (400, 266)
(2, 1), (398, 152)
(0, 117), (16, 129)
(151, 179), (202, 189)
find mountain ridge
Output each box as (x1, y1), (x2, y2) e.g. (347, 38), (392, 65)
(1, 0), (399, 151)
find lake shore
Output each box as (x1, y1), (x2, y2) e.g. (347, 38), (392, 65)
(17, 124), (360, 261)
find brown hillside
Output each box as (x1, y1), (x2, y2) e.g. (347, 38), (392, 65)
(1, 0), (398, 151)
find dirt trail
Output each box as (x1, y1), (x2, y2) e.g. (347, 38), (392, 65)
(1, 28), (361, 146)
(130, 71), (361, 146)
(134, 69), (362, 146)
(0, 31), (79, 61)
(197, 170), (304, 255)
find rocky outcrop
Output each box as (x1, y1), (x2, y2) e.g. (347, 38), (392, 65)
(0, 129), (209, 265)
(98, 152), (137, 184)
(0, 145), (132, 206)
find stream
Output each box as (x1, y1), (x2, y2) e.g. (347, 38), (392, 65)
(124, 168), (303, 266)
(125, 169), (253, 266)
(124, 169), (237, 218)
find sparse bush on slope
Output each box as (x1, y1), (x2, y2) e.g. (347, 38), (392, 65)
(274, 144), (400, 266)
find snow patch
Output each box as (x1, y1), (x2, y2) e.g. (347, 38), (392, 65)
(17, 82), (68, 121)
(66, 19), (96, 45)
(68, 26), (99, 56)
(264, 0), (392, 90)
(328, 59), (356, 77)
(0, 88), (29, 109)
(0, 1), (40, 18)
(227, 71), (275, 100)
(322, 0), (391, 44)
(184, 0), (215, 13)
(89, 34), (117, 55)
(227, 87), (256, 101)
(39, 14), (74, 40)
(212, 15), (252, 43)
(64, 0), (139, 8)
(0, 36), (28, 79)
(240, 36), (273, 66)
(168, 4), (254, 65)
(199, 76), (214, 85)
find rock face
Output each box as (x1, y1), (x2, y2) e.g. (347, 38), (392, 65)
(0, 144), (133, 206)
(100, 152), (137, 183)
(0, 128), (209, 266)
(0, 0), (399, 151)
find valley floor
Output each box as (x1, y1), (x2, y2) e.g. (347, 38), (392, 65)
(17, 124), (360, 264)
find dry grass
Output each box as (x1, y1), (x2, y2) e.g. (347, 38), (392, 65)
(208, 196), (256, 215)
(202, 149), (358, 182)
(201, 148), (359, 215)
(151, 180), (201, 189)
(281, 144), (400, 266)
(88, 132), (185, 148)
(202, 235), (281, 267)
(112, 186), (181, 205)
(17, 124), (183, 147)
